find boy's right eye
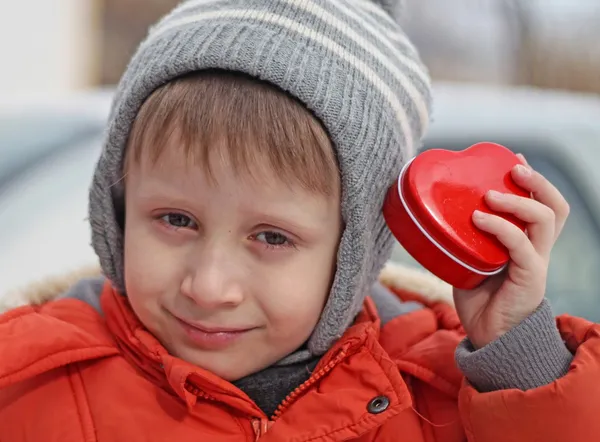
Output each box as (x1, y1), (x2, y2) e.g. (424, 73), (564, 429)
(160, 213), (198, 230)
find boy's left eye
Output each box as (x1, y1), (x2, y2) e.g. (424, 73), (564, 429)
(255, 231), (291, 248)
(160, 213), (198, 229)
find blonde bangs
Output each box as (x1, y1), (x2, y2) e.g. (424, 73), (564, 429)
(124, 71), (339, 196)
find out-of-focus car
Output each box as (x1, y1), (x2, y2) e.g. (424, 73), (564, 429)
(0, 90), (113, 294)
(0, 91), (113, 188)
(1, 84), (599, 322)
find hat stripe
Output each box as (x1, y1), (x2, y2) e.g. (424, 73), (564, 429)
(354, 0), (397, 25)
(150, 13), (430, 150)
(164, 0), (429, 131)
(291, 0), (429, 130)
(328, 0), (419, 56)
(149, 9), (416, 151)
(171, 0), (414, 48)
(342, 0), (415, 48)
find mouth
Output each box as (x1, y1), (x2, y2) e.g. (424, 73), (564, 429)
(171, 314), (256, 349)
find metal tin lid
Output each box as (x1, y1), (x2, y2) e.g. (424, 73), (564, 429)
(400, 142), (528, 273)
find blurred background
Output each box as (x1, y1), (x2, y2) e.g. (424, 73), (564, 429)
(3, 0), (599, 95)
(1, 0), (599, 319)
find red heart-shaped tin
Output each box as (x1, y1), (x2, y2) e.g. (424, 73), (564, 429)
(384, 142), (530, 289)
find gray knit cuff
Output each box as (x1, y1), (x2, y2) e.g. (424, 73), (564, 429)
(455, 299), (573, 392)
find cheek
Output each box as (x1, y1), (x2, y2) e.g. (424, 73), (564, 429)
(259, 247), (337, 337)
(123, 222), (183, 313)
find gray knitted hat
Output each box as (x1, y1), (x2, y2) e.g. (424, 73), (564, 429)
(89, 0), (432, 360)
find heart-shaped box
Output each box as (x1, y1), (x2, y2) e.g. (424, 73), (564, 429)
(383, 142), (529, 289)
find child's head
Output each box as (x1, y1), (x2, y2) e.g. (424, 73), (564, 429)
(89, 0), (432, 378)
(122, 71), (342, 379)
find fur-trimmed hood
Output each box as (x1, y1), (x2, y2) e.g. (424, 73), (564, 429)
(0, 262), (453, 314)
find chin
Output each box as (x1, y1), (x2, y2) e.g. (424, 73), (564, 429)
(199, 360), (263, 382)
(172, 346), (269, 381)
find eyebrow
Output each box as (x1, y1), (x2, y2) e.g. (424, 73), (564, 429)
(246, 211), (315, 231)
(132, 174), (333, 232)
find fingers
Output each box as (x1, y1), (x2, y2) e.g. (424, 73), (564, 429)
(516, 153), (530, 168)
(474, 153), (570, 264)
(484, 190), (555, 257)
(511, 157), (570, 239)
(473, 210), (540, 270)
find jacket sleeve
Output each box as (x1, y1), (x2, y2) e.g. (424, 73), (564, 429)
(457, 315), (600, 442)
(455, 299), (573, 392)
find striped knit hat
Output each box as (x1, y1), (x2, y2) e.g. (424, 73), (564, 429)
(89, 0), (432, 360)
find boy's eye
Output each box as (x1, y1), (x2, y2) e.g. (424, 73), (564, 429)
(161, 213), (197, 229)
(255, 231), (290, 247)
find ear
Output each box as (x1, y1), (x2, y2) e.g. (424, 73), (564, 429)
(370, 0), (405, 21)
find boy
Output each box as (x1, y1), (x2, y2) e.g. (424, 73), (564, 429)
(1, 0), (599, 440)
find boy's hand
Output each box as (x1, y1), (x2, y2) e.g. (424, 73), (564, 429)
(453, 154), (570, 349)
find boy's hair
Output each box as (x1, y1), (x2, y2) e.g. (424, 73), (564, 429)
(125, 71), (339, 196)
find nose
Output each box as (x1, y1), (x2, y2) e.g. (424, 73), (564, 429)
(180, 249), (245, 309)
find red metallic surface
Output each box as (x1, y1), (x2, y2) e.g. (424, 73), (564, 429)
(384, 142), (530, 289)
(384, 184), (487, 289)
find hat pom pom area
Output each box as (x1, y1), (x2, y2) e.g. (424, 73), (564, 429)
(371, 0), (405, 21)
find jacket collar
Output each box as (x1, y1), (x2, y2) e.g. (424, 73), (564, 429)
(101, 282), (415, 427)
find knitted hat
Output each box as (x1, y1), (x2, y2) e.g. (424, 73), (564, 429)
(89, 0), (432, 360)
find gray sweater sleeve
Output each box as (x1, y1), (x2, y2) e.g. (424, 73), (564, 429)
(455, 299), (574, 392)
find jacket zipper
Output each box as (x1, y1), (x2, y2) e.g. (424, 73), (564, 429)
(271, 348), (348, 421)
(184, 380), (217, 402)
(186, 348), (350, 440)
(250, 349), (348, 440)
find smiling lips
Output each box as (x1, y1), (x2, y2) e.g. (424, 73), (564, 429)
(173, 316), (255, 350)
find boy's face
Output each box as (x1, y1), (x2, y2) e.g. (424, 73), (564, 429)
(123, 143), (342, 381)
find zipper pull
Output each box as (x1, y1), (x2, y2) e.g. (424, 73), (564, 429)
(252, 418), (272, 440)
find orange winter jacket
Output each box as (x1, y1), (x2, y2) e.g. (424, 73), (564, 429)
(1, 266), (600, 442)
